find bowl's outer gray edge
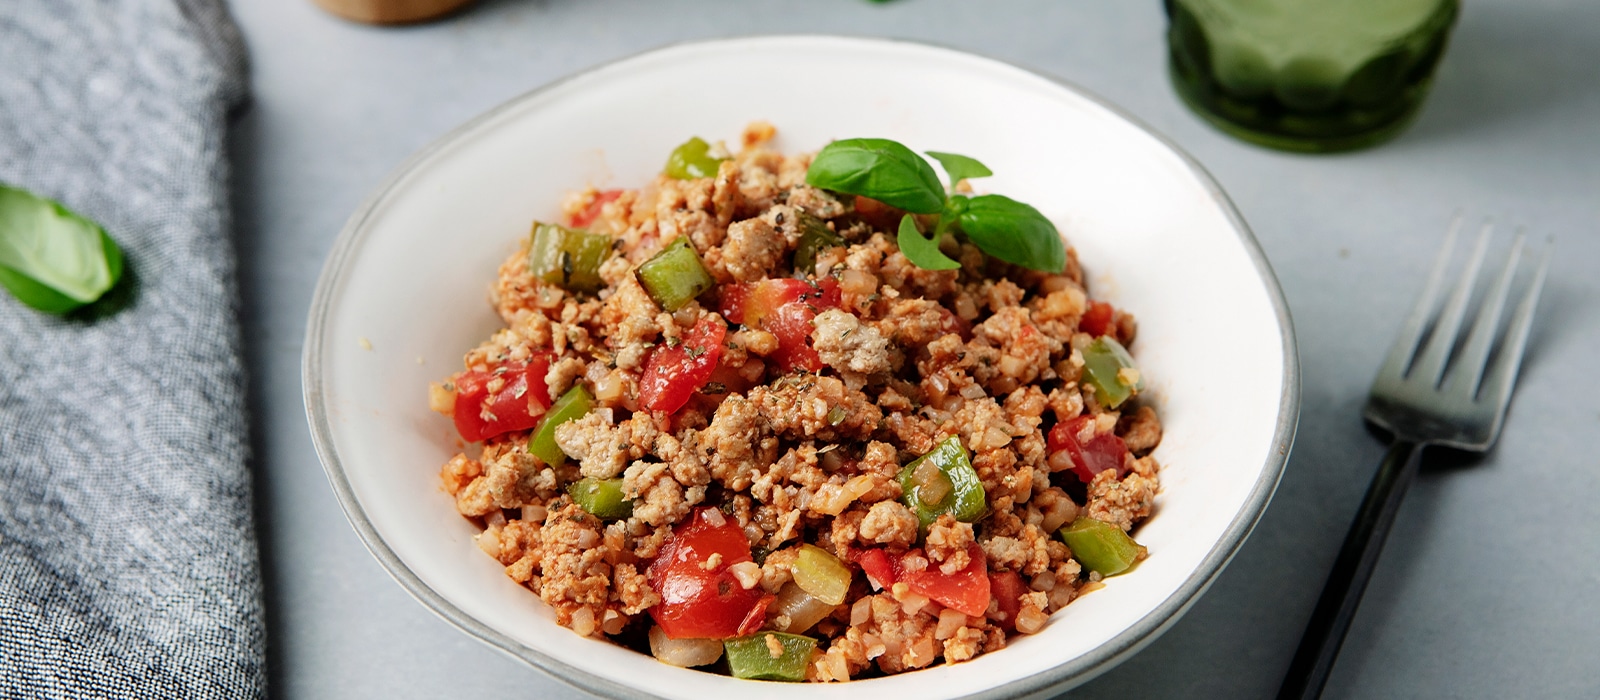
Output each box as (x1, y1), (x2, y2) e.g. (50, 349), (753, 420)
(301, 33), (1302, 700)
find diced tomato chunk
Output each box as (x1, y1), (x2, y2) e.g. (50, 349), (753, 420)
(569, 189), (623, 229)
(638, 316), (726, 414)
(716, 279), (840, 374)
(987, 570), (1028, 631)
(1048, 415), (1130, 484)
(450, 355), (552, 442)
(647, 508), (772, 639)
(899, 543), (991, 618)
(853, 548), (896, 591)
(763, 302), (826, 373)
(1080, 300), (1114, 337)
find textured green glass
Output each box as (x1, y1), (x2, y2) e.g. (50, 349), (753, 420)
(1166, 0), (1459, 152)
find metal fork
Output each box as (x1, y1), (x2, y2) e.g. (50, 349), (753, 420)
(1277, 219), (1549, 700)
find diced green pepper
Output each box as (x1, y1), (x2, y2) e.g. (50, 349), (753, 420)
(663, 137), (727, 180)
(528, 384), (593, 466)
(791, 212), (844, 274)
(724, 632), (817, 682)
(897, 435), (986, 530)
(568, 477), (632, 520)
(1059, 517), (1146, 577)
(792, 544), (851, 606)
(527, 222), (612, 294)
(1082, 336), (1143, 409)
(635, 236), (714, 311)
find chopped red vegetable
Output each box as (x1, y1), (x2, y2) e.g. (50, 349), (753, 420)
(569, 189), (623, 229)
(1047, 415), (1130, 484)
(899, 542), (991, 618)
(853, 548), (895, 591)
(450, 355), (552, 442)
(638, 316), (726, 414)
(850, 544), (991, 618)
(1079, 300), (1114, 337)
(987, 570), (1027, 631)
(647, 508), (772, 639)
(717, 278), (840, 373)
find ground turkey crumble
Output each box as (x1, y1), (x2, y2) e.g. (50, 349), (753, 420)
(430, 123), (1163, 681)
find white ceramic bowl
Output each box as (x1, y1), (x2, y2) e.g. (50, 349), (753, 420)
(304, 35), (1298, 700)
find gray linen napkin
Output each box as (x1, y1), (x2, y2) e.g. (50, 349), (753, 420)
(0, 1), (264, 697)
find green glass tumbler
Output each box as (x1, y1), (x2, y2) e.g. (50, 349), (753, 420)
(1166, 0), (1460, 152)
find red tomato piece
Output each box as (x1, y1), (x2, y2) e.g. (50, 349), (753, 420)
(638, 316), (727, 414)
(1048, 416), (1130, 484)
(899, 543), (991, 618)
(1079, 301), (1114, 338)
(987, 570), (1027, 631)
(853, 548), (896, 591)
(569, 189), (623, 229)
(762, 301), (826, 373)
(647, 508), (771, 639)
(717, 279), (840, 374)
(450, 355), (552, 442)
(716, 282), (753, 326)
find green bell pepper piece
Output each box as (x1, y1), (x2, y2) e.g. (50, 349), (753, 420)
(791, 212), (844, 275)
(663, 137), (727, 180)
(1059, 517), (1145, 577)
(1081, 336), (1143, 409)
(568, 477), (632, 520)
(527, 222), (611, 294)
(528, 384), (593, 467)
(897, 435), (986, 530)
(724, 632), (817, 682)
(634, 236), (714, 311)
(792, 544), (851, 606)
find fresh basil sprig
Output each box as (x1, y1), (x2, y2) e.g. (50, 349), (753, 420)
(925, 151), (993, 186)
(896, 214), (960, 271)
(805, 139), (1066, 273)
(0, 184), (124, 314)
(804, 138), (945, 215)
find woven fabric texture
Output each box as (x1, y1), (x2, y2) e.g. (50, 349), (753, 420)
(0, 1), (263, 697)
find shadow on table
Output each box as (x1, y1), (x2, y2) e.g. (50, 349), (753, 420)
(1405, 2), (1600, 146)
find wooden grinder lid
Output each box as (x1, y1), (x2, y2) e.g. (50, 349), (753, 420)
(311, 0), (477, 24)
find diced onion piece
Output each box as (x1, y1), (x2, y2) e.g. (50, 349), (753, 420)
(769, 581), (836, 634)
(648, 626), (724, 668)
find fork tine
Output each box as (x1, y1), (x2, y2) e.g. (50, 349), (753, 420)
(1445, 230), (1525, 398)
(1411, 220), (1491, 386)
(1477, 248), (1549, 416)
(1378, 216), (1462, 382)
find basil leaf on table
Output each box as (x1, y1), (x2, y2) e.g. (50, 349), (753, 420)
(0, 184), (123, 313)
(925, 151), (993, 187)
(805, 138), (946, 214)
(954, 194), (1066, 273)
(895, 214), (961, 271)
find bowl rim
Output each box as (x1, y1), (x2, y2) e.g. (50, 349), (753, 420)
(302, 33), (1301, 700)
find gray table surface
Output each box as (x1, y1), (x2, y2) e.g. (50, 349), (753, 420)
(227, 0), (1600, 697)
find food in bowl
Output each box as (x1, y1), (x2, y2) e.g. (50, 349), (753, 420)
(426, 123), (1163, 682)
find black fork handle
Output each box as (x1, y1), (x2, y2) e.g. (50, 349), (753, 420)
(1277, 440), (1424, 700)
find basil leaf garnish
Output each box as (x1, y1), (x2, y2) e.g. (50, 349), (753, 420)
(0, 184), (123, 314)
(805, 138), (946, 214)
(925, 151), (993, 187)
(954, 194), (1065, 273)
(895, 214), (960, 271)
(803, 138), (1067, 273)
